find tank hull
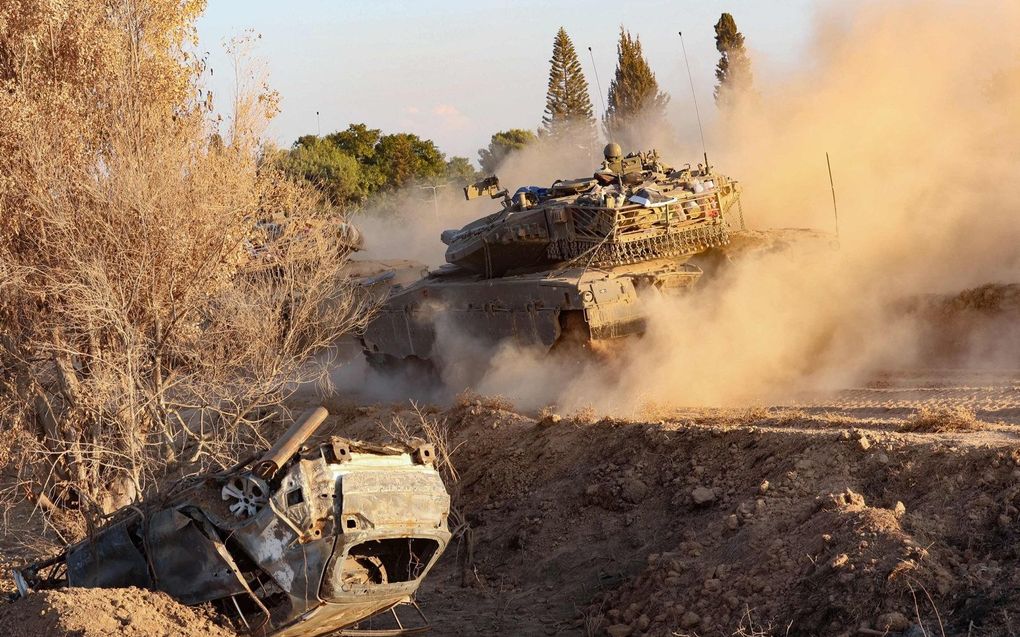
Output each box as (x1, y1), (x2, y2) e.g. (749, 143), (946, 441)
(360, 258), (703, 364)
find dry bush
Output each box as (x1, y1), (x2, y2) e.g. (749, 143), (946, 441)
(383, 403), (463, 487)
(902, 406), (983, 433)
(571, 405), (598, 424)
(453, 390), (514, 412)
(0, 0), (371, 522)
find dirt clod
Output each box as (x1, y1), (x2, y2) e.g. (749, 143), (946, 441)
(691, 486), (716, 505)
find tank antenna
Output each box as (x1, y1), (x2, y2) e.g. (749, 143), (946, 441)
(587, 46), (607, 122)
(826, 152), (840, 238)
(678, 31), (709, 170)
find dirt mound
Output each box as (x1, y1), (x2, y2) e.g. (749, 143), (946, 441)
(323, 392), (1020, 636)
(0, 587), (235, 637)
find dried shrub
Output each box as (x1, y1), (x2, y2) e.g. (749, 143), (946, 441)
(902, 406), (983, 433)
(0, 1), (371, 521)
(454, 390), (514, 412)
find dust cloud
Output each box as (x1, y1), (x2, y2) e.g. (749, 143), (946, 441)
(347, 1), (1020, 414)
(353, 136), (595, 268)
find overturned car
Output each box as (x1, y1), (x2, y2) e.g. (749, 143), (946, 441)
(12, 407), (451, 636)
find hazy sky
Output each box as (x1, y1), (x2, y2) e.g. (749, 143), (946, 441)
(196, 1), (830, 162)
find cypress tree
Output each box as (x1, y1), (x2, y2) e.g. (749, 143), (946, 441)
(603, 28), (669, 146)
(541, 27), (596, 146)
(714, 13), (755, 109)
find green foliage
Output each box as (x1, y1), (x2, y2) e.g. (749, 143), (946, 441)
(603, 28), (669, 144)
(277, 124), (458, 208)
(327, 123), (381, 161)
(374, 132), (446, 188)
(445, 156), (479, 185)
(714, 13), (755, 109)
(542, 27), (595, 145)
(275, 137), (365, 205)
(477, 129), (537, 174)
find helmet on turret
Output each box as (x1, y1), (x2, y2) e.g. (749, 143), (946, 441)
(603, 142), (623, 162)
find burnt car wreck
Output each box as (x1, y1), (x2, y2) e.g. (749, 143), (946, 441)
(12, 407), (451, 636)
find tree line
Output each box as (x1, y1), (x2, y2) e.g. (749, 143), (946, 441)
(276, 14), (754, 210)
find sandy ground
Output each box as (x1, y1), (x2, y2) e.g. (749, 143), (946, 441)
(304, 366), (1020, 637)
(2, 366), (1019, 636)
(0, 587), (233, 636)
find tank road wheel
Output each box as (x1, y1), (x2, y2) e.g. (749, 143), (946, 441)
(365, 352), (440, 386)
(551, 310), (632, 363)
(549, 310), (594, 366)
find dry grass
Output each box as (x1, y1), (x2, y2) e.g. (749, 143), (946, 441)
(902, 406), (983, 433)
(742, 405), (771, 422)
(454, 390), (515, 412)
(572, 405), (599, 425)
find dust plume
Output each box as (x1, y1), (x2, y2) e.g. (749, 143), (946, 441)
(352, 135), (597, 268)
(430, 0), (1020, 414)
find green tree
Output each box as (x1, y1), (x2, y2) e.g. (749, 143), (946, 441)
(444, 156), (479, 185)
(713, 13), (755, 109)
(541, 27), (596, 145)
(276, 137), (365, 205)
(477, 129), (537, 174)
(603, 28), (669, 145)
(327, 123), (381, 161)
(373, 132), (446, 188)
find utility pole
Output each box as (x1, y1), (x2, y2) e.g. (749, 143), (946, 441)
(316, 111), (321, 136)
(419, 183), (449, 220)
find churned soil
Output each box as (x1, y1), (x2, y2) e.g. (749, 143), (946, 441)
(3, 368), (1020, 637)
(0, 587), (234, 637)
(320, 369), (1020, 637)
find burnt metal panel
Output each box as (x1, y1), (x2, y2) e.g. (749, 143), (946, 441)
(67, 522), (152, 589)
(146, 508), (247, 605)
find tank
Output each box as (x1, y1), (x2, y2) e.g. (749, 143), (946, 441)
(361, 146), (742, 370)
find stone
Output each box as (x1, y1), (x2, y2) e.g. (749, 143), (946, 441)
(621, 478), (648, 504)
(692, 486), (716, 505)
(759, 480), (770, 494)
(726, 514), (739, 530)
(894, 501), (907, 518)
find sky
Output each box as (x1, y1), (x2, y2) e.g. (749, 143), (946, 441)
(196, 0), (831, 163)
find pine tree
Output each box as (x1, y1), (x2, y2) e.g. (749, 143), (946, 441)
(603, 28), (670, 147)
(541, 27), (596, 146)
(714, 13), (755, 109)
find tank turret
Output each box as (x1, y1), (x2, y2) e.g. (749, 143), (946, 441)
(442, 149), (738, 277)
